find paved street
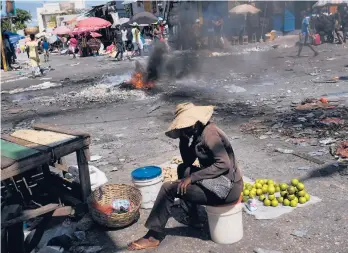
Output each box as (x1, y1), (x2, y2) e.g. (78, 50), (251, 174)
(1, 37), (348, 253)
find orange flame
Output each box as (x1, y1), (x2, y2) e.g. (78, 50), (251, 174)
(129, 71), (154, 89)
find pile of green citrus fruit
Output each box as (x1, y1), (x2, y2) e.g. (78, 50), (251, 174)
(242, 178), (310, 207)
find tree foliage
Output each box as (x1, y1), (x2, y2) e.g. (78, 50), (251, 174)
(1, 8), (32, 32)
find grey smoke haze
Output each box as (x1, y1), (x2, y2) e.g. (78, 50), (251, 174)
(143, 3), (204, 84)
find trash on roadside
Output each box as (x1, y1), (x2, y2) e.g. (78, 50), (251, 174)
(111, 167), (118, 172)
(308, 150), (326, 156)
(259, 135), (268, 140)
(112, 199), (131, 213)
(320, 117), (345, 126)
(47, 234), (73, 249)
(275, 148), (294, 154)
(295, 100), (336, 111)
(38, 218), (76, 249)
(336, 141), (348, 159)
(290, 229), (308, 238)
(254, 248), (284, 253)
(333, 76), (348, 81)
(319, 97), (328, 104)
(68, 165), (108, 191)
(90, 155), (102, 161)
(245, 199), (258, 212)
(73, 231), (86, 241)
(297, 166), (310, 171)
(37, 246), (64, 253)
(319, 138), (336, 145)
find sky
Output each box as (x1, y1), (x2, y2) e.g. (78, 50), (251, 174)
(14, 0), (106, 26)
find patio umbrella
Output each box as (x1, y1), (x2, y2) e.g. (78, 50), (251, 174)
(119, 17), (130, 25)
(70, 27), (98, 35)
(53, 26), (71, 35)
(3, 31), (24, 44)
(229, 4), (261, 15)
(76, 17), (112, 29)
(130, 11), (158, 25)
(90, 32), (102, 38)
(229, 4), (261, 37)
(66, 15), (88, 25)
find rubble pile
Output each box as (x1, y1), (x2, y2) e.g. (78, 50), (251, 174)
(241, 98), (347, 153)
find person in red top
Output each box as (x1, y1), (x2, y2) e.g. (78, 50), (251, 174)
(159, 21), (165, 37)
(68, 36), (78, 58)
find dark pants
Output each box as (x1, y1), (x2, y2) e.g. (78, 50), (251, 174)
(144, 164), (243, 233)
(82, 47), (88, 57)
(5, 51), (12, 69)
(335, 28), (344, 44)
(298, 33), (318, 56)
(115, 42), (124, 59)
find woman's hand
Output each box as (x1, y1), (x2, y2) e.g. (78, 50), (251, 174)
(177, 177), (191, 195)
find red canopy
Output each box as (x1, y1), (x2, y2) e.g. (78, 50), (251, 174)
(76, 17), (111, 29)
(70, 27), (98, 35)
(53, 26), (71, 35)
(90, 32), (102, 38)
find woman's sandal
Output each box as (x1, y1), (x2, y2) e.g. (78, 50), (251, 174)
(128, 238), (160, 251)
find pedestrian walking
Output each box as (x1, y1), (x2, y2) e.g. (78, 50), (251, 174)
(341, 6), (348, 43)
(114, 25), (124, 60)
(81, 33), (88, 57)
(153, 24), (161, 41)
(192, 19), (201, 50)
(68, 36), (78, 58)
(334, 11), (344, 44)
(2, 33), (13, 70)
(131, 22), (142, 57)
(126, 26), (133, 51)
(121, 26), (127, 51)
(27, 34), (43, 78)
(42, 38), (50, 62)
(297, 11), (318, 57)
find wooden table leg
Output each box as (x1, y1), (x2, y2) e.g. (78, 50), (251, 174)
(76, 148), (91, 203)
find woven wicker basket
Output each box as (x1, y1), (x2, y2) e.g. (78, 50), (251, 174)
(88, 184), (141, 228)
(24, 27), (39, 35)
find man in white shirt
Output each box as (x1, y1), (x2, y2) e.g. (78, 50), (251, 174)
(121, 26), (127, 51)
(131, 22), (143, 57)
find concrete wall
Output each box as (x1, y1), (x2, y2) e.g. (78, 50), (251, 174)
(74, 0), (86, 10)
(131, 1), (145, 15)
(36, 1), (85, 32)
(37, 7), (44, 32)
(56, 14), (78, 27)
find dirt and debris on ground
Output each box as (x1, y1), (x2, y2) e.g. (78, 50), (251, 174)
(1, 35), (348, 253)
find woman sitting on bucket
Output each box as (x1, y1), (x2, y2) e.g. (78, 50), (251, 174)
(128, 102), (243, 250)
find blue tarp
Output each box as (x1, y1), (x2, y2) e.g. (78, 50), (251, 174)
(3, 31), (25, 45)
(284, 9), (295, 32)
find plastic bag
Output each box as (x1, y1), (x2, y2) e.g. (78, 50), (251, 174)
(112, 199), (130, 213)
(68, 165), (108, 191)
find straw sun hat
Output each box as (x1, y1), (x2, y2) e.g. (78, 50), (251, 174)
(165, 103), (214, 139)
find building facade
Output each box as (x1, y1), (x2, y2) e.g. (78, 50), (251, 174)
(36, 1), (86, 32)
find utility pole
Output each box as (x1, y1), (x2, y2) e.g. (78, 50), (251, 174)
(0, 32), (8, 72)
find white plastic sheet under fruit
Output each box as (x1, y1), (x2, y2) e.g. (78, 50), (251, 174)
(242, 177), (322, 220)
